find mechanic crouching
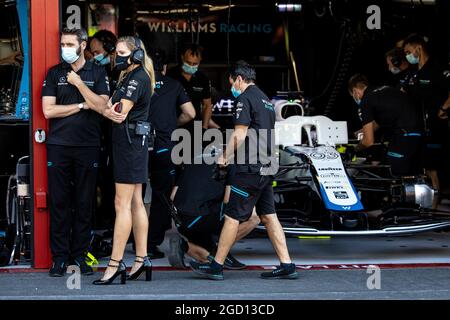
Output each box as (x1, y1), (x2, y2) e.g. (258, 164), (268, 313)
(348, 74), (424, 177)
(168, 164), (259, 269)
(146, 48), (196, 260)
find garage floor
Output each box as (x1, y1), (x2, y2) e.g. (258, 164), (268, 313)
(2, 214), (450, 300)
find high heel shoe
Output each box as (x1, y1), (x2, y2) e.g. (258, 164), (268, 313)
(93, 258), (127, 285)
(127, 256), (152, 281)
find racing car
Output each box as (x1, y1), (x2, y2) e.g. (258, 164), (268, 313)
(260, 100), (450, 236)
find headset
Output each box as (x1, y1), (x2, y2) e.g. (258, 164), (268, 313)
(92, 30), (116, 54)
(131, 36), (145, 65)
(391, 52), (402, 68)
(102, 39), (116, 54)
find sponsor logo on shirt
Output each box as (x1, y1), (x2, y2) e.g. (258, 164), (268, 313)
(235, 102), (244, 119)
(155, 81), (164, 89)
(83, 81), (95, 87)
(58, 77), (68, 86)
(262, 99), (274, 111)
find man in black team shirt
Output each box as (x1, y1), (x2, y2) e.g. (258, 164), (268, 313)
(348, 74), (424, 176)
(189, 61), (298, 281)
(41, 28), (110, 277)
(167, 43), (219, 132)
(146, 49), (196, 259)
(401, 34), (450, 206)
(385, 47), (414, 88)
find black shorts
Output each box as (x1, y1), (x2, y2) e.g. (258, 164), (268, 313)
(178, 206), (224, 251)
(112, 123), (149, 184)
(225, 173), (276, 222)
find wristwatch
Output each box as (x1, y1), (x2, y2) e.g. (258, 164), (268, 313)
(78, 103), (84, 110)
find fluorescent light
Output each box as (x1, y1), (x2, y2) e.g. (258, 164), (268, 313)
(276, 3), (302, 12)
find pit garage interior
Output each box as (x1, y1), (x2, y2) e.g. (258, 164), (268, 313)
(0, 0), (450, 282)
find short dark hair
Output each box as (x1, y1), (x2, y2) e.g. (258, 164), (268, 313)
(61, 27), (88, 44)
(181, 43), (203, 57)
(348, 74), (369, 92)
(229, 60), (256, 83)
(385, 47), (405, 60)
(92, 29), (117, 53)
(403, 33), (429, 53)
(149, 48), (168, 72)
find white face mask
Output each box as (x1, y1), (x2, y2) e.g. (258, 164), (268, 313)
(61, 47), (80, 64)
(390, 67), (401, 75)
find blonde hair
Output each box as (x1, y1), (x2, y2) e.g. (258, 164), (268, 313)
(117, 36), (155, 95)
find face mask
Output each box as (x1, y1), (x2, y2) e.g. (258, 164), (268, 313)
(406, 53), (419, 65)
(94, 54), (110, 66)
(390, 67), (401, 75)
(353, 98), (361, 105)
(231, 84), (242, 98)
(182, 62), (198, 75)
(115, 54), (131, 71)
(61, 47), (80, 64)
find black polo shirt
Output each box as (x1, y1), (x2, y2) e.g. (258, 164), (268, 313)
(360, 86), (423, 137)
(401, 59), (449, 134)
(42, 60), (110, 147)
(233, 85), (276, 173)
(394, 66), (417, 89)
(111, 66), (152, 123)
(166, 66), (211, 121)
(148, 72), (191, 150)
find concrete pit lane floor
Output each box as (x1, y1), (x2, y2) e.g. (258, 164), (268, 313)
(2, 226), (450, 300)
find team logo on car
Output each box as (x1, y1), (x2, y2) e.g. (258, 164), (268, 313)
(311, 152), (326, 160)
(311, 151), (340, 160)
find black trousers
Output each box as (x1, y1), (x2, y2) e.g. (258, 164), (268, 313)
(387, 134), (423, 177)
(147, 148), (176, 248)
(47, 145), (100, 262)
(179, 209), (224, 252)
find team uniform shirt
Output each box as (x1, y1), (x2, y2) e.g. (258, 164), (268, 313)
(41, 60), (110, 147)
(360, 85), (423, 137)
(400, 59), (450, 138)
(224, 85), (277, 221)
(360, 85), (424, 175)
(232, 85), (276, 173)
(167, 67), (211, 122)
(148, 72), (191, 150)
(111, 67), (152, 122)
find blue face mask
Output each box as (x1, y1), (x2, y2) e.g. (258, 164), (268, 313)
(182, 62), (198, 75)
(94, 53), (110, 66)
(61, 47), (80, 64)
(406, 53), (419, 65)
(231, 85), (242, 98)
(353, 97), (361, 105)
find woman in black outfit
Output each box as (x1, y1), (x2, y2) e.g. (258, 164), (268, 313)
(94, 36), (155, 285)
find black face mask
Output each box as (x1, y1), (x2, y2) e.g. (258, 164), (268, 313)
(115, 54), (131, 71)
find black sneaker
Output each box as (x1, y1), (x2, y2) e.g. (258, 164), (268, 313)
(148, 246), (165, 260)
(260, 264), (299, 279)
(72, 256), (94, 276)
(190, 260), (224, 280)
(207, 254), (247, 270)
(168, 235), (187, 269)
(224, 253), (246, 270)
(49, 261), (67, 277)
